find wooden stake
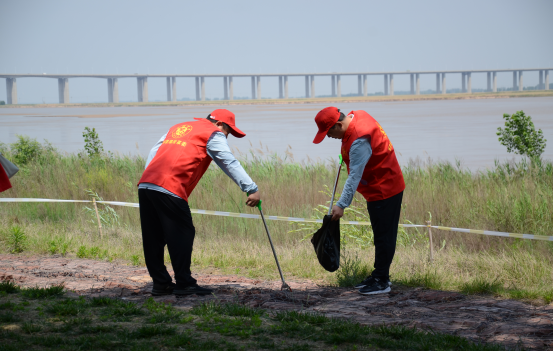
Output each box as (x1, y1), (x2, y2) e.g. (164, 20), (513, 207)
(93, 198), (103, 239)
(426, 220), (434, 262)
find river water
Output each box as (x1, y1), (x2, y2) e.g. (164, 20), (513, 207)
(1, 97), (552, 170)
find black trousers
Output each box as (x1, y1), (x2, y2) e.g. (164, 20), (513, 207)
(138, 189), (197, 288)
(367, 191), (403, 281)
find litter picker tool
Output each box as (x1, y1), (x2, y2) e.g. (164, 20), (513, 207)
(255, 200), (291, 291)
(310, 155), (343, 272)
(328, 154), (343, 215)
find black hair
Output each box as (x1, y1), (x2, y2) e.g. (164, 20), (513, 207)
(206, 114), (230, 130)
(330, 110), (346, 129)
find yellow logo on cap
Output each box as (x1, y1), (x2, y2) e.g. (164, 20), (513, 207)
(172, 125), (193, 139)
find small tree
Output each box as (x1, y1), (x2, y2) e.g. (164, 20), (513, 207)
(82, 127), (104, 157)
(496, 110), (547, 159)
(11, 135), (42, 165)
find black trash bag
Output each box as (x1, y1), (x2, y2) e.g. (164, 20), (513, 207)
(311, 215), (340, 272)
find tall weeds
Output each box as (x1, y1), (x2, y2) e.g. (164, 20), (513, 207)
(0, 145), (552, 301)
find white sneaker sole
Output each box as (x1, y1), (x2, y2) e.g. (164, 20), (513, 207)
(358, 286), (391, 295)
(355, 281), (392, 289)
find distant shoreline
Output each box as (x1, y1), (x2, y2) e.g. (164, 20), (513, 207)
(2, 90), (553, 108)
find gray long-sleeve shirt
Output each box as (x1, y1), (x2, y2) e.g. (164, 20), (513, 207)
(335, 137), (372, 209)
(139, 130), (258, 199)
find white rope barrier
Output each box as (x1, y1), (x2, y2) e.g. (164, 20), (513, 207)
(1, 198), (551, 241)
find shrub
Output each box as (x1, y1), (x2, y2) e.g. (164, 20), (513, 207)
(335, 251), (371, 287)
(82, 127), (104, 157)
(7, 226), (27, 253)
(0, 101), (5, 105)
(76, 246), (88, 258)
(497, 110), (547, 159)
(10, 135), (42, 165)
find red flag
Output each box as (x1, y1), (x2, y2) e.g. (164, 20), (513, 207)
(0, 164), (12, 192)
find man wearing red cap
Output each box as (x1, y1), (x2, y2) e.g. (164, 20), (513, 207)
(313, 107), (405, 295)
(138, 109), (260, 296)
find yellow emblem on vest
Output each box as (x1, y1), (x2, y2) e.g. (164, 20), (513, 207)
(172, 125), (193, 139)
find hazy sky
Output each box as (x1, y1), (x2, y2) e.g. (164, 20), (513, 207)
(1, 0), (552, 103)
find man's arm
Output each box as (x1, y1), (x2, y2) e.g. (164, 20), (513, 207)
(331, 137), (372, 220)
(206, 132), (260, 205)
(144, 132), (168, 169)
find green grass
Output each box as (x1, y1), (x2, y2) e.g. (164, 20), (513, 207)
(0, 140), (552, 302)
(0, 281), (504, 350)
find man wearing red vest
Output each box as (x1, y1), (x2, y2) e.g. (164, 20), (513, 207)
(313, 107), (405, 295)
(138, 109), (260, 296)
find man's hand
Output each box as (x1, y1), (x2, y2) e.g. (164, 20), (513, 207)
(330, 205), (344, 221)
(246, 191), (261, 207)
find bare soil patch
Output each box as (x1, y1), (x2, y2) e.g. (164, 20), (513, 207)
(1, 253), (552, 350)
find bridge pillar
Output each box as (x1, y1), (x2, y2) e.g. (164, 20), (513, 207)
(462, 73), (466, 93)
(311, 75), (315, 98)
(251, 76), (256, 99)
(284, 76), (288, 99)
(493, 72), (497, 92)
(384, 74), (388, 95)
(441, 73), (446, 94)
(137, 77), (148, 102)
(58, 78), (69, 104)
(337, 75), (341, 97)
(518, 71), (523, 91)
(137, 77), (143, 102)
(108, 78), (113, 102)
(229, 76), (234, 100)
(358, 75), (362, 96)
(363, 75), (367, 96)
(166, 77), (172, 101)
(305, 75), (309, 98)
(435, 73), (440, 94)
(6, 78), (18, 104)
(467, 72), (472, 94)
(143, 78), (148, 102)
(112, 78), (119, 103)
(545, 70), (549, 90)
(256, 76), (261, 100)
(416, 74), (420, 95)
(512, 71), (517, 91)
(278, 76), (283, 99)
(224, 76), (228, 100)
(389, 74), (394, 96)
(331, 75), (336, 97)
(171, 77), (176, 102)
(195, 77), (200, 101)
(201, 77), (205, 101)
(410, 74), (414, 95)
(487, 72), (491, 92)
(539, 70), (543, 89)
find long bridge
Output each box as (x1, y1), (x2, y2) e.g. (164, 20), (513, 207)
(1, 68), (551, 104)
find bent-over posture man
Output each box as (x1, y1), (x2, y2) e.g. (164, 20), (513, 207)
(138, 109), (260, 296)
(313, 107), (405, 295)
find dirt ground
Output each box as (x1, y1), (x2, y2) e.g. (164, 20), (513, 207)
(1, 254), (552, 350)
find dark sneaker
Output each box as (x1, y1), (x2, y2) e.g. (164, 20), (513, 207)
(358, 277), (391, 295)
(152, 283), (176, 296)
(174, 284), (213, 296)
(354, 276), (392, 289)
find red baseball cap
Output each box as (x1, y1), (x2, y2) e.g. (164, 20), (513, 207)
(313, 107), (341, 144)
(197, 109), (246, 138)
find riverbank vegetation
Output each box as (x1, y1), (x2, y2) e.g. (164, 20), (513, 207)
(0, 137), (552, 303)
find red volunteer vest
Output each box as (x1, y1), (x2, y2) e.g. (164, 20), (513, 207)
(138, 119), (220, 201)
(341, 110), (405, 202)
